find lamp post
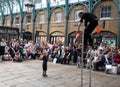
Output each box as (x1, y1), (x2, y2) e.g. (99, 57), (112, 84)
(25, 1), (34, 13)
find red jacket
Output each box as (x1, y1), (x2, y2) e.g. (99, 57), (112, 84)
(113, 53), (120, 64)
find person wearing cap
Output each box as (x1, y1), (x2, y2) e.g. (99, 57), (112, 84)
(77, 12), (98, 51)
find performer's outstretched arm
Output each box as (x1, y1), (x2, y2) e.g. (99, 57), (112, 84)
(77, 22), (82, 31)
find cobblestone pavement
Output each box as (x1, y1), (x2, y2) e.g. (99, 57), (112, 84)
(0, 60), (119, 87)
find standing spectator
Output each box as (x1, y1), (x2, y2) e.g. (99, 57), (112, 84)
(73, 45), (78, 65)
(42, 52), (49, 77)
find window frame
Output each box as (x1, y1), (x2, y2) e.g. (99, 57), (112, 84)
(26, 15), (31, 24)
(39, 14), (45, 24)
(74, 9), (83, 21)
(55, 12), (62, 23)
(15, 17), (19, 24)
(100, 6), (111, 19)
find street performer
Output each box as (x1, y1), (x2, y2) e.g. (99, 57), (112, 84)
(77, 12), (98, 50)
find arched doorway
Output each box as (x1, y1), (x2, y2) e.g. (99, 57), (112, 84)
(23, 31), (32, 40)
(50, 31), (64, 44)
(92, 31), (117, 46)
(35, 31), (46, 42)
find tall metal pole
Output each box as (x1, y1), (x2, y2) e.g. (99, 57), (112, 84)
(88, 0), (92, 87)
(89, 54), (92, 87)
(81, 28), (84, 87)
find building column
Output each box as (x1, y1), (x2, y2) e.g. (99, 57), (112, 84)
(46, 18), (50, 42)
(46, 0), (50, 42)
(118, 14), (120, 45)
(88, 0), (92, 12)
(18, 0), (24, 39)
(64, 0), (69, 45)
(10, 13), (13, 27)
(32, 20), (35, 41)
(117, 0), (120, 45)
(1, 12), (4, 26)
(20, 16), (23, 39)
(64, 17), (68, 45)
(19, 11), (24, 39)
(7, 0), (13, 27)
(32, 7), (35, 41)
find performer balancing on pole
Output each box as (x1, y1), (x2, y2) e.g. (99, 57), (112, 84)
(77, 12), (98, 51)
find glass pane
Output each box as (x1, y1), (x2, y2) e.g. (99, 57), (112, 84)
(55, 12), (62, 22)
(75, 10), (83, 21)
(108, 7), (111, 11)
(15, 17), (19, 24)
(108, 12), (111, 17)
(40, 14), (45, 23)
(105, 7), (107, 12)
(100, 6), (111, 18)
(26, 16), (31, 23)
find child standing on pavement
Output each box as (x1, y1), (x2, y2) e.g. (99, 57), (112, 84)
(42, 51), (49, 77)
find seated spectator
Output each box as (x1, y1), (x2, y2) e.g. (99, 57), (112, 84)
(19, 45), (25, 58)
(105, 52), (113, 65)
(73, 45), (78, 64)
(30, 42), (37, 60)
(9, 44), (15, 61)
(113, 48), (120, 65)
(98, 42), (105, 51)
(92, 53), (99, 67)
(55, 46), (62, 63)
(93, 49), (105, 71)
(60, 47), (70, 64)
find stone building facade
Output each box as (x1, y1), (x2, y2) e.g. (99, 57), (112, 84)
(1, 0), (120, 46)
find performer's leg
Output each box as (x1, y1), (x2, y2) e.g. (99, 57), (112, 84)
(88, 35), (93, 47)
(86, 20), (98, 35)
(85, 20), (98, 47)
(84, 30), (88, 51)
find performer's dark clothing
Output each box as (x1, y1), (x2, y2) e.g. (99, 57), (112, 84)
(80, 13), (98, 48)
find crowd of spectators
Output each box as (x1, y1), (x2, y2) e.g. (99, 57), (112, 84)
(0, 38), (120, 73)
